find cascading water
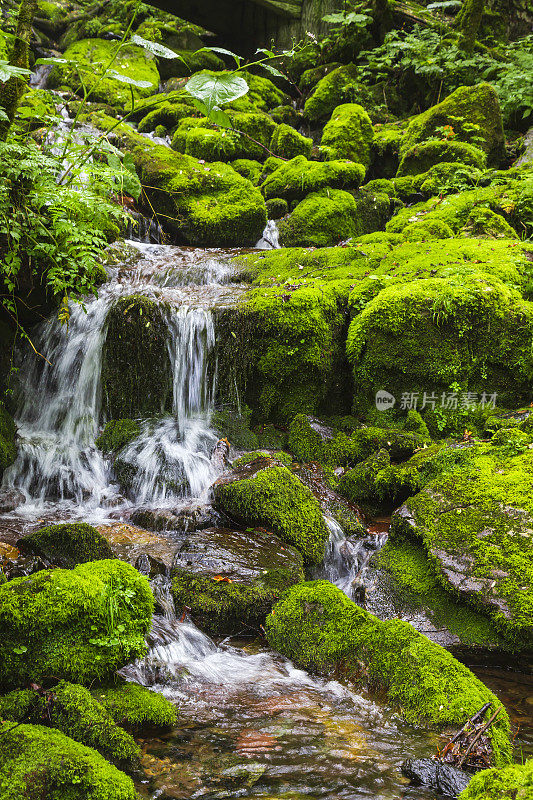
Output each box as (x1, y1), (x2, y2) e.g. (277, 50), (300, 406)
(1, 242), (237, 522)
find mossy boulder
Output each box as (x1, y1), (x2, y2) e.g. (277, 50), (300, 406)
(112, 122), (267, 245)
(170, 525), (304, 634)
(231, 70), (286, 112)
(102, 294), (171, 420)
(96, 419), (141, 453)
(230, 158), (263, 185)
(0, 559), (153, 689)
(400, 84), (505, 166)
(0, 403), (16, 473)
(397, 140), (486, 177)
(303, 64), (362, 123)
(92, 682), (177, 732)
(18, 522), (113, 568)
(390, 444), (533, 646)
(270, 123), (312, 160)
(370, 123), (405, 178)
(459, 758), (533, 799)
(48, 38), (159, 107)
(321, 103), (374, 168)
(337, 448), (391, 514)
(261, 155), (365, 202)
(212, 454), (329, 565)
(278, 189), (359, 248)
(461, 207), (519, 239)
(0, 722), (136, 800)
(171, 112), (276, 162)
(288, 414), (426, 468)
(265, 197), (289, 218)
(265, 581), (511, 766)
(347, 272), (533, 410)
(0, 681), (139, 766)
(137, 101), (196, 133)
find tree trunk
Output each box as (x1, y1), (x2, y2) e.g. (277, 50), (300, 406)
(455, 0), (485, 53)
(0, 0), (38, 140)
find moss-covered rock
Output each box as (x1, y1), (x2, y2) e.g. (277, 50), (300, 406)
(265, 197), (289, 218)
(400, 84), (505, 166)
(261, 155), (365, 202)
(389, 444), (533, 646)
(459, 758), (533, 799)
(137, 101), (196, 133)
(278, 189), (359, 248)
(270, 123), (313, 160)
(170, 525), (304, 634)
(213, 454), (329, 565)
(321, 103), (374, 167)
(337, 448), (391, 514)
(171, 112), (276, 162)
(230, 158), (263, 185)
(0, 559), (153, 689)
(303, 64), (363, 123)
(92, 682), (177, 732)
(231, 70), (286, 112)
(460, 207), (519, 239)
(109, 120), (267, 245)
(0, 681), (139, 766)
(397, 140), (486, 177)
(96, 419), (141, 453)
(369, 122), (405, 178)
(102, 294), (171, 420)
(265, 581), (511, 765)
(48, 38), (159, 107)
(0, 403), (16, 473)
(347, 272), (533, 410)
(18, 522), (113, 568)
(0, 722), (136, 800)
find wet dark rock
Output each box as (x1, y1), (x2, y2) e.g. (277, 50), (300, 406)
(2, 553), (50, 580)
(401, 758), (471, 797)
(130, 504), (216, 533)
(134, 552), (168, 578)
(97, 522), (180, 570)
(172, 526), (303, 583)
(171, 526), (304, 635)
(0, 488), (25, 512)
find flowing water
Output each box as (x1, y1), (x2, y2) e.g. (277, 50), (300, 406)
(1, 236), (530, 799)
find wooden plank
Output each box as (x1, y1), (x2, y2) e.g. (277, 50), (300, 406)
(250, 0), (302, 19)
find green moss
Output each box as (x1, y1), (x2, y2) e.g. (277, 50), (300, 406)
(390, 444), (533, 644)
(288, 414), (427, 468)
(265, 581), (511, 766)
(460, 207), (519, 239)
(172, 112), (276, 162)
(459, 758), (533, 799)
(370, 123), (405, 178)
(376, 540), (506, 649)
(171, 564), (303, 635)
(265, 197), (289, 218)
(231, 158), (263, 185)
(270, 124), (313, 160)
(337, 448), (391, 514)
(0, 559), (153, 689)
(137, 101), (196, 133)
(19, 523), (113, 568)
(278, 189), (359, 248)
(0, 682), (139, 765)
(347, 271), (533, 411)
(0, 722), (136, 800)
(303, 64), (362, 123)
(48, 38), (159, 108)
(92, 683), (177, 732)
(417, 162), (482, 196)
(158, 48), (224, 80)
(102, 294), (171, 420)
(96, 419), (141, 453)
(320, 104), (374, 168)
(261, 155), (365, 202)
(231, 70), (286, 112)
(397, 140), (486, 177)
(107, 120), (267, 245)
(0, 403), (16, 472)
(231, 449), (293, 468)
(400, 84), (505, 166)
(213, 463), (329, 565)
(211, 406), (259, 450)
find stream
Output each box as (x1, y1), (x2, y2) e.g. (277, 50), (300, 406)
(1, 239), (531, 799)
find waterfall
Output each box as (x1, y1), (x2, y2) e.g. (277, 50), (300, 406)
(2, 244), (234, 519)
(255, 219), (281, 249)
(320, 516), (388, 602)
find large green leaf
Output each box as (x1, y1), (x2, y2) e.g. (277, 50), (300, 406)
(130, 34), (184, 61)
(185, 71), (249, 115)
(0, 60), (31, 82)
(107, 70), (153, 88)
